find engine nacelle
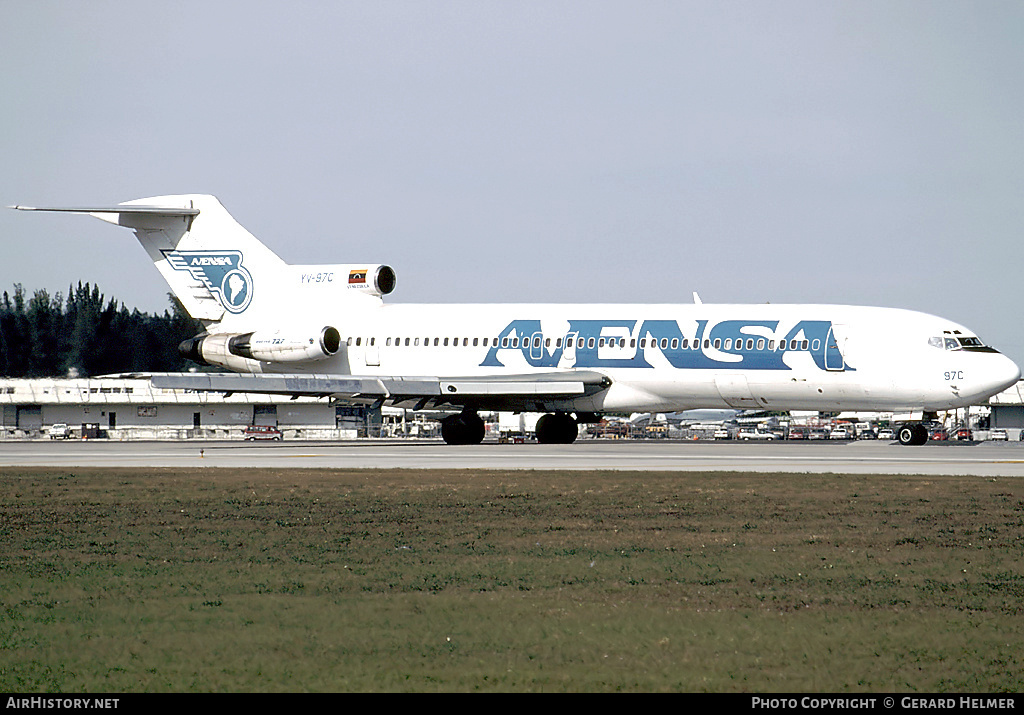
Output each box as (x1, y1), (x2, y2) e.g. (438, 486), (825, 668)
(344, 264), (396, 297)
(180, 326), (341, 368)
(291, 264), (396, 299)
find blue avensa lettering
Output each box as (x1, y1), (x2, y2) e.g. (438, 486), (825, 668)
(479, 318), (852, 371)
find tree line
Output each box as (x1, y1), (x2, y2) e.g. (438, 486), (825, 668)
(0, 282), (204, 378)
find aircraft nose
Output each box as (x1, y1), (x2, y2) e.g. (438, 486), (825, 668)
(989, 354), (1021, 395)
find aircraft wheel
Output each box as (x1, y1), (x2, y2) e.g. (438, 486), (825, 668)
(897, 424), (928, 446)
(441, 411), (485, 445)
(536, 413), (578, 444)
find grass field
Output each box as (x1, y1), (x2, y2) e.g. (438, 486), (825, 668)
(1, 467), (1022, 692)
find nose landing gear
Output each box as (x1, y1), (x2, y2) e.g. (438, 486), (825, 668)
(897, 423), (929, 446)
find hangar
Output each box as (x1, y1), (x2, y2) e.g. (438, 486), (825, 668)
(987, 379), (1024, 439)
(0, 375), (433, 440)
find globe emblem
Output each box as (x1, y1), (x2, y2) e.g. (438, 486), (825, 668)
(220, 269), (253, 313)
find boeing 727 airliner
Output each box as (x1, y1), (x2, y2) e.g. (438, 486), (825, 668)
(13, 195), (1020, 445)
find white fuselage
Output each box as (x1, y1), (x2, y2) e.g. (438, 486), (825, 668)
(220, 301), (1021, 414)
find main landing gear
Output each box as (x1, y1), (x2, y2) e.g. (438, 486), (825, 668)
(439, 410), (580, 445)
(440, 409), (486, 445)
(534, 413), (578, 444)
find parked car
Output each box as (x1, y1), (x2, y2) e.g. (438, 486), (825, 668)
(955, 429), (973, 441)
(738, 428), (776, 441)
(877, 428), (895, 441)
(930, 429), (948, 441)
(244, 425), (283, 441)
(829, 427), (851, 440)
(788, 429), (806, 440)
(48, 423), (71, 440)
(990, 429), (1008, 441)
(713, 428), (731, 440)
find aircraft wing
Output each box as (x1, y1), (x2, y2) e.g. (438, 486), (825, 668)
(147, 371), (612, 411)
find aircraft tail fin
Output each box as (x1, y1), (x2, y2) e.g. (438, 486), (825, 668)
(13, 195), (285, 323)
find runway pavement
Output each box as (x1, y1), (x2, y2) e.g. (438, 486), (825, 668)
(3, 438), (1024, 475)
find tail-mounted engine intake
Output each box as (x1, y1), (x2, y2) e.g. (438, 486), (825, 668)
(345, 264), (396, 297)
(180, 326), (341, 368)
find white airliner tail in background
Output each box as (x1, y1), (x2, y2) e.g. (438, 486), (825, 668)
(13, 194), (1021, 446)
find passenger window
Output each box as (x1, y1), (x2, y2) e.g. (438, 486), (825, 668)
(660, 338), (668, 349)
(671, 338), (678, 349)
(757, 339), (765, 350)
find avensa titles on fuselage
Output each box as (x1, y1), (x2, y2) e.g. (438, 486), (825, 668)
(12, 194), (1020, 446)
(477, 316), (847, 371)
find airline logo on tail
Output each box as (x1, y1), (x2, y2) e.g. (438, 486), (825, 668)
(163, 250), (254, 313)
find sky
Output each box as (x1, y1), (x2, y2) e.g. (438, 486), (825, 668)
(2, 2), (1024, 367)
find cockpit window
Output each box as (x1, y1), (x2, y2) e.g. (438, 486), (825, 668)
(929, 334), (994, 352)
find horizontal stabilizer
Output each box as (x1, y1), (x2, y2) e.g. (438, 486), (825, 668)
(10, 205), (199, 217)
